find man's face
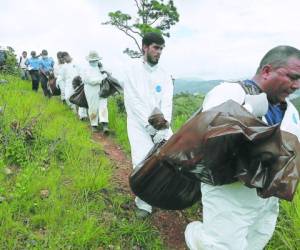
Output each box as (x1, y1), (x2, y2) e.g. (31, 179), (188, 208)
(263, 57), (300, 103)
(22, 52), (27, 57)
(143, 43), (164, 65)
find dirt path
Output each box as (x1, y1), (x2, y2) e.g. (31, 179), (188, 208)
(93, 133), (189, 250)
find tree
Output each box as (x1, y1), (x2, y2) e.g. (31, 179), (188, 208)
(103, 0), (179, 58)
(0, 46), (18, 75)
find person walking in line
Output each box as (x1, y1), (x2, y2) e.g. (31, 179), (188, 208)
(39, 49), (54, 97)
(60, 52), (88, 119)
(122, 32), (174, 218)
(18, 51), (30, 80)
(81, 51), (109, 133)
(54, 51), (66, 102)
(25, 51), (41, 91)
(185, 45), (300, 250)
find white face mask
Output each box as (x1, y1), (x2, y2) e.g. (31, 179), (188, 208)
(89, 61), (98, 67)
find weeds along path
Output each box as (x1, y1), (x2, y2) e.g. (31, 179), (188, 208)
(93, 132), (189, 250)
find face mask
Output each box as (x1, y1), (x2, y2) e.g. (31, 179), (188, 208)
(89, 61), (98, 67)
(42, 56), (47, 59)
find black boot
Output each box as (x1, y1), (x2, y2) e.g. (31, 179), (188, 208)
(101, 122), (109, 135)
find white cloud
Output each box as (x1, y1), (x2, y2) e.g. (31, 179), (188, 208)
(1, 0), (300, 79)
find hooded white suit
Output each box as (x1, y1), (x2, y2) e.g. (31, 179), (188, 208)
(54, 63), (65, 101)
(81, 65), (108, 126)
(61, 62), (88, 118)
(123, 60), (174, 213)
(185, 82), (300, 250)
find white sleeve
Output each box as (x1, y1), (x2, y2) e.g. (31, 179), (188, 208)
(202, 82), (246, 111)
(54, 66), (63, 87)
(161, 75), (173, 123)
(60, 65), (67, 82)
(124, 70), (149, 127)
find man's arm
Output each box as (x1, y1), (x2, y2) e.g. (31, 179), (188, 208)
(18, 56), (22, 68)
(202, 82), (246, 111)
(160, 75), (174, 125)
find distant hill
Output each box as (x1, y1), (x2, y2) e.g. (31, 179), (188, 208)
(174, 78), (222, 94)
(174, 79), (300, 99)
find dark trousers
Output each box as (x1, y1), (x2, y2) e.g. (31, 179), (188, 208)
(29, 70), (40, 91)
(40, 73), (51, 97)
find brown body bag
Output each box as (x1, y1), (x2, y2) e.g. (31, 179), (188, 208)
(130, 100), (300, 210)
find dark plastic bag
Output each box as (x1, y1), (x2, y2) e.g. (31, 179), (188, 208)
(148, 107), (170, 130)
(130, 100), (300, 210)
(69, 84), (88, 108)
(72, 75), (82, 89)
(130, 140), (202, 210)
(99, 74), (122, 98)
(47, 72), (61, 96)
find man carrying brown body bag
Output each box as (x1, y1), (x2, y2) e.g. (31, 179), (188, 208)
(129, 98), (300, 210)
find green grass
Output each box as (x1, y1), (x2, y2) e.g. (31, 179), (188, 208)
(0, 74), (164, 249)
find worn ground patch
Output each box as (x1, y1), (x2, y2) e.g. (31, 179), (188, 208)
(93, 132), (189, 250)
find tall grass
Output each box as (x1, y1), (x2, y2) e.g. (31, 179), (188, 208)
(0, 74), (164, 249)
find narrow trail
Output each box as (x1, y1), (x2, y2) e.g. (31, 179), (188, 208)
(93, 132), (189, 250)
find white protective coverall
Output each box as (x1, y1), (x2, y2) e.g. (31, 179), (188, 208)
(123, 60), (174, 213)
(61, 62), (88, 118)
(54, 63), (65, 101)
(185, 82), (300, 250)
(81, 65), (108, 126)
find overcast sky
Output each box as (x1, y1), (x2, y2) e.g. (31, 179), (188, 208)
(1, 0), (300, 80)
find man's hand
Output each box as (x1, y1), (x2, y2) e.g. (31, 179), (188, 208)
(145, 124), (157, 136)
(153, 129), (169, 144)
(244, 93), (269, 117)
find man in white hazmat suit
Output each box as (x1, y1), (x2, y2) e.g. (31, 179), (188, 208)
(81, 51), (109, 133)
(185, 45), (300, 250)
(61, 52), (88, 119)
(123, 32), (174, 218)
(54, 51), (66, 102)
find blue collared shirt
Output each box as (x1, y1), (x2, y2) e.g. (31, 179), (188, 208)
(25, 57), (41, 70)
(40, 57), (54, 72)
(243, 80), (285, 125)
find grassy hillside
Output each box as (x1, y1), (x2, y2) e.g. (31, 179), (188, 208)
(1, 74), (299, 249)
(0, 74), (163, 249)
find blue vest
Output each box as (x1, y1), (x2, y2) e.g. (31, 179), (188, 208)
(26, 57), (40, 70)
(243, 80), (285, 125)
(40, 57), (54, 72)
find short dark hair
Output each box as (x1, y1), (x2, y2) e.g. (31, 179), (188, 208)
(41, 49), (48, 55)
(61, 51), (69, 57)
(57, 51), (62, 58)
(256, 45), (300, 74)
(142, 32), (165, 47)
